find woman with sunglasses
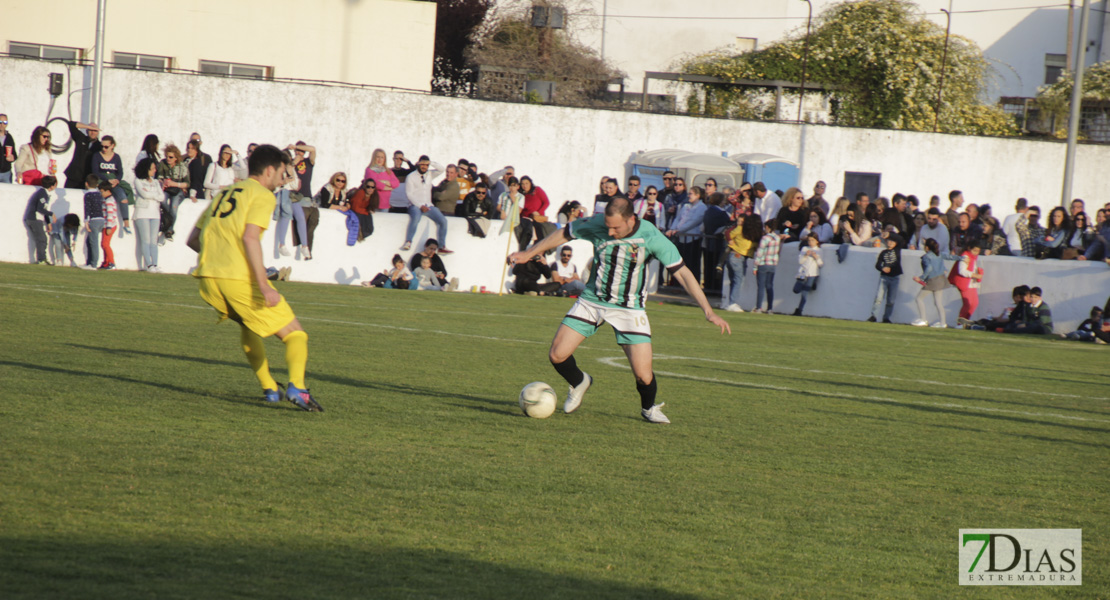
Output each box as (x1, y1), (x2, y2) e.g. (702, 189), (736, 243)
(775, 187), (809, 243)
(1066, 211), (1094, 254)
(15, 126), (56, 186)
(204, 145), (238, 197)
(634, 186), (666, 230)
(364, 148), (399, 211)
(313, 172), (355, 246)
(347, 178), (379, 240)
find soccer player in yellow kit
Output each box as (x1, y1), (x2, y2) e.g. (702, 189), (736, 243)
(186, 144), (322, 411)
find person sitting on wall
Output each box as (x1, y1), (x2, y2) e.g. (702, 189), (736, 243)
(462, 182), (496, 238)
(432, 163), (461, 215)
(346, 178), (379, 241)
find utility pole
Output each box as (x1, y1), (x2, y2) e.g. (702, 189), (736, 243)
(798, 0), (813, 123)
(934, 8), (952, 132)
(1061, 0), (1091, 208)
(90, 0), (107, 124)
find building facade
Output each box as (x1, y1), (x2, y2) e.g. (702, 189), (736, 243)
(567, 0), (1110, 100)
(0, 0), (437, 91)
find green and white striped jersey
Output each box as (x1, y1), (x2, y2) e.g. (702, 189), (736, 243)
(567, 215), (684, 310)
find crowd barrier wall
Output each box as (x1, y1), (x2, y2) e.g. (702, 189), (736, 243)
(0, 56), (1107, 227)
(5, 184), (1105, 333)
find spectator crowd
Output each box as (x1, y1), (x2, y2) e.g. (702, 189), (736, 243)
(6, 112), (1109, 341)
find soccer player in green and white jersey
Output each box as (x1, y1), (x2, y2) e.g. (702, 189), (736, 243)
(509, 197), (730, 424)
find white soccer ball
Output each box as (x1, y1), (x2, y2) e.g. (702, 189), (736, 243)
(519, 382), (557, 419)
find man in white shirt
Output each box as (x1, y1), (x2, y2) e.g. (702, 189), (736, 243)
(1001, 197), (1027, 256)
(551, 245), (586, 296)
(403, 155), (453, 253)
(753, 182), (780, 222)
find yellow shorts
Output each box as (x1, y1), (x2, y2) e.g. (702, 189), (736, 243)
(198, 277), (296, 338)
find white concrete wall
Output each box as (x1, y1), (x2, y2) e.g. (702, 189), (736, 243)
(0, 0), (436, 91)
(6, 181), (1104, 333)
(1, 56), (1107, 230)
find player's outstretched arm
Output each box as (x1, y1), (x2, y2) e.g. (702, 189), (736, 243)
(243, 224), (280, 307)
(508, 227), (570, 266)
(673, 265), (731, 335)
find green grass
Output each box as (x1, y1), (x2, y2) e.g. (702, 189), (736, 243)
(1, 262), (1106, 599)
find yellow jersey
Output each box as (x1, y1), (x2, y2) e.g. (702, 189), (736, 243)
(194, 178), (275, 281)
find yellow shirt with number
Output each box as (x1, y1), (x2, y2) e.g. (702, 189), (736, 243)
(194, 178), (275, 282)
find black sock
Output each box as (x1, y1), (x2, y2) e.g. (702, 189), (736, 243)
(636, 375), (657, 410)
(551, 355), (585, 388)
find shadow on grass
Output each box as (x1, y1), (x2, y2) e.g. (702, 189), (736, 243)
(0, 360), (272, 410)
(66, 344), (505, 410)
(0, 536), (701, 600)
(807, 408), (1110, 451)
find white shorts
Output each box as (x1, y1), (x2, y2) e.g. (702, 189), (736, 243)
(561, 298), (652, 345)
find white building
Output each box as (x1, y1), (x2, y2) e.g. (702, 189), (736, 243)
(0, 0), (437, 91)
(566, 0), (1110, 100)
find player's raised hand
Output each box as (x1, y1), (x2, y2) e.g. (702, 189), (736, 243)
(261, 283), (281, 307)
(707, 311), (731, 334)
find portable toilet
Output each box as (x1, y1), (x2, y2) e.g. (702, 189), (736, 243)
(728, 153), (799, 194)
(629, 149), (745, 193)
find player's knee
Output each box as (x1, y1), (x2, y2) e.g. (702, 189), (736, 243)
(634, 371), (654, 386)
(549, 348), (569, 364)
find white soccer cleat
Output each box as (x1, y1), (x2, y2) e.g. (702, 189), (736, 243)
(911, 319), (928, 327)
(564, 372), (592, 413)
(641, 403), (670, 424)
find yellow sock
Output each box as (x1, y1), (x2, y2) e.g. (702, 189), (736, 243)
(281, 330), (308, 389)
(241, 326), (278, 391)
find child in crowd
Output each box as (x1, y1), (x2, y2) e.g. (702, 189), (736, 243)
(752, 219), (782, 314)
(82, 175), (106, 269)
(950, 243), (983, 327)
(1065, 306), (1103, 342)
(363, 254), (413, 289)
(868, 233), (903, 323)
(792, 233), (823, 316)
(413, 256), (442, 291)
(720, 213), (760, 313)
(49, 213), (81, 267)
(911, 238), (948, 327)
(971, 285), (1029, 332)
(98, 181), (119, 269)
(1006, 286), (1053, 334)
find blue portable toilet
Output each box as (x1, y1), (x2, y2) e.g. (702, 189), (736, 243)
(629, 149), (745, 193)
(728, 153), (799, 194)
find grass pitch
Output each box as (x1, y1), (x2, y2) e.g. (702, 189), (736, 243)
(0, 262), (1106, 599)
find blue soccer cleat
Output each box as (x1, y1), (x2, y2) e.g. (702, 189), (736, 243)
(285, 383), (323, 412)
(263, 388), (282, 403)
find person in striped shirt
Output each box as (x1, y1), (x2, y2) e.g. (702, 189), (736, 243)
(508, 197), (730, 424)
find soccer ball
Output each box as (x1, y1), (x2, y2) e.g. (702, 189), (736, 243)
(519, 382), (557, 419)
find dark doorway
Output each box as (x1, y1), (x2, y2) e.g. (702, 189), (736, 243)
(843, 172), (881, 204)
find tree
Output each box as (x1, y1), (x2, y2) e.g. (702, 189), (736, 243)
(1035, 60), (1110, 138)
(432, 0), (495, 96)
(467, 1), (622, 107)
(679, 0), (1015, 136)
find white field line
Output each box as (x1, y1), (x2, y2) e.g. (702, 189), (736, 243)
(597, 356), (1110, 425)
(6, 282), (1102, 352)
(3, 282), (1103, 402)
(651, 354), (1110, 402)
(0, 283), (556, 347)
